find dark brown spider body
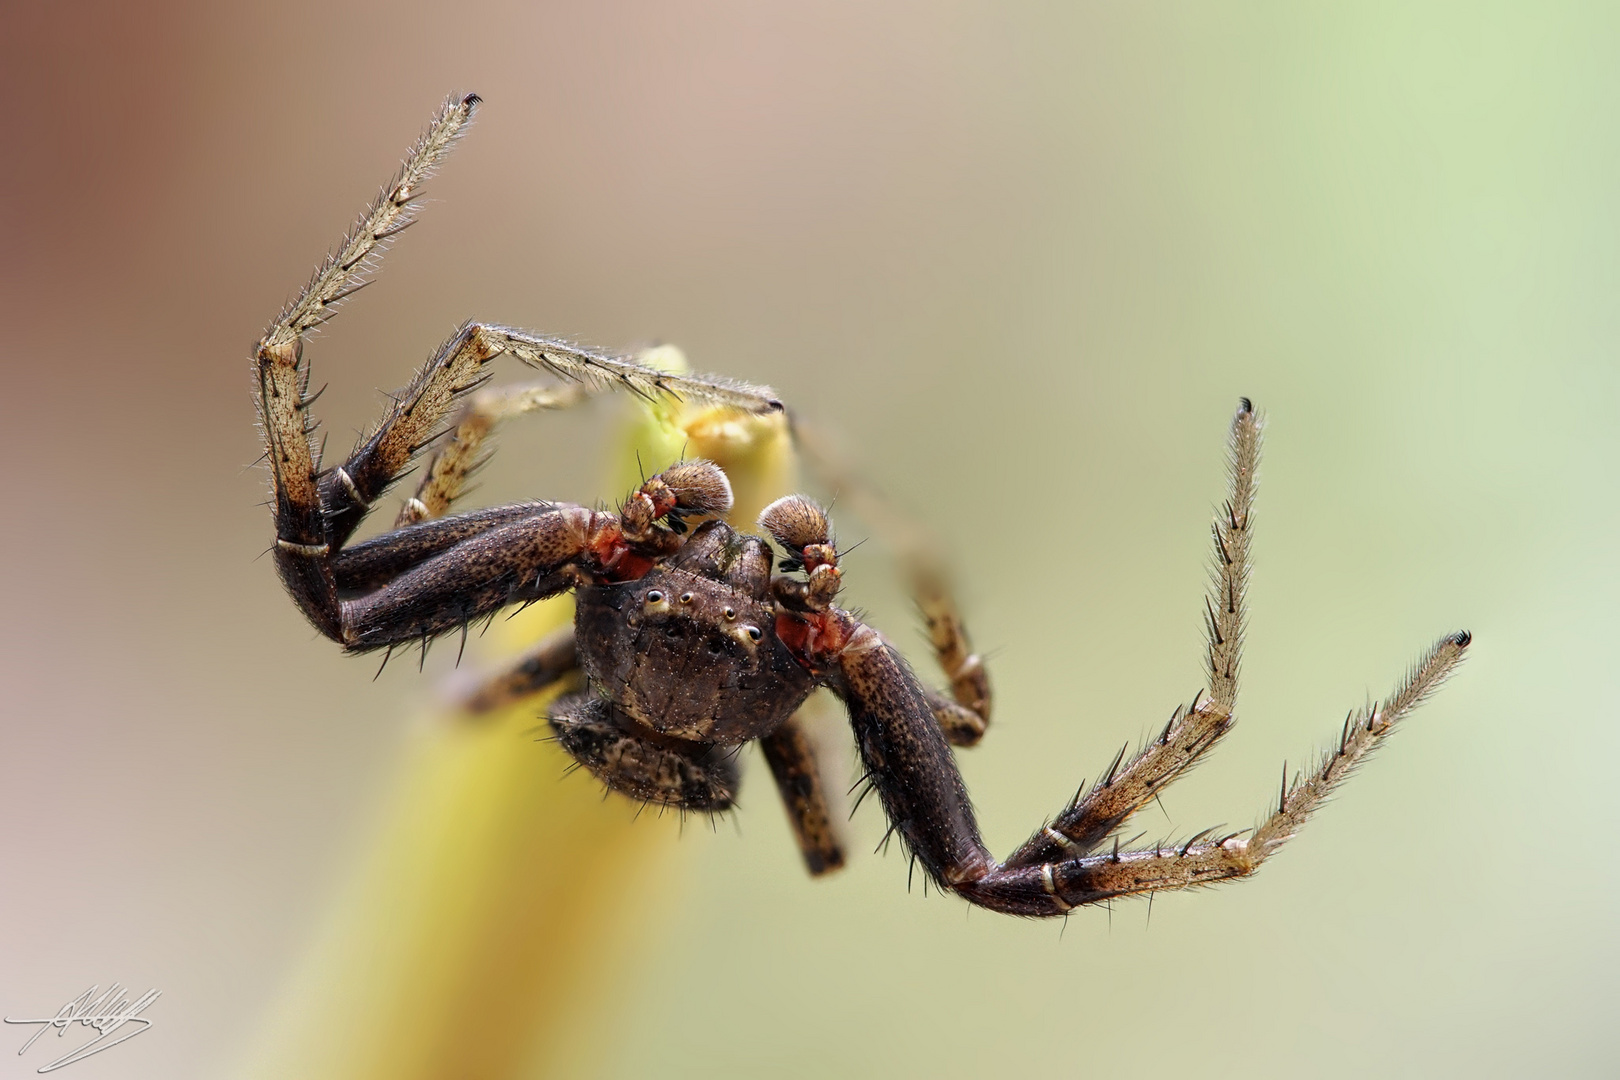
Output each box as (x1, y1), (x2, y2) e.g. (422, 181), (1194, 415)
(255, 93), (1469, 916)
(574, 520), (817, 744)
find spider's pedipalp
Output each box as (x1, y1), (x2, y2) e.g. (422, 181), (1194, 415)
(758, 494), (832, 551)
(620, 461), (736, 545)
(654, 461), (736, 515)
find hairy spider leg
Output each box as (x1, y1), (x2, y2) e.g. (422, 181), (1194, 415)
(459, 625), (582, 714)
(790, 420), (992, 747)
(759, 715), (847, 875)
(801, 400), (1468, 917)
(966, 635), (1466, 914)
(396, 379), (594, 527)
(254, 94), (780, 653)
(1005, 401), (1259, 867)
(256, 94), (482, 639)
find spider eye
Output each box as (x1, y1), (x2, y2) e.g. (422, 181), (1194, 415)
(745, 626), (762, 642)
(646, 590), (665, 603)
(679, 592), (694, 604)
(722, 606), (737, 620)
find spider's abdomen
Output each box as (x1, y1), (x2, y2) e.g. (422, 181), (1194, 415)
(575, 566), (816, 744)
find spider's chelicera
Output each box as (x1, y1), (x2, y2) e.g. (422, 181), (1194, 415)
(256, 94), (1469, 917)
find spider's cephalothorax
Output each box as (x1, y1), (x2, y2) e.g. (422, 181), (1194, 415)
(573, 519), (815, 745)
(256, 93), (1470, 916)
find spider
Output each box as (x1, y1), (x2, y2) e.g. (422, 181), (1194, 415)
(256, 93), (1469, 917)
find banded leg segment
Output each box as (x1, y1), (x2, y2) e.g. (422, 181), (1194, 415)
(959, 633), (1470, 914)
(915, 563), (990, 746)
(1006, 401), (1261, 867)
(257, 95), (481, 638)
(834, 609), (1469, 917)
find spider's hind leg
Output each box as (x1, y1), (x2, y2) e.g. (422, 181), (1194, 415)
(759, 710), (846, 875)
(454, 625), (582, 715)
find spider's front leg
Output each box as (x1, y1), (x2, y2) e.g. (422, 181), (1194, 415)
(255, 92), (777, 651)
(256, 94), (482, 639)
(323, 460), (733, 653)
(831, 622), (1466, 915)
(787, 401), (1468, 917)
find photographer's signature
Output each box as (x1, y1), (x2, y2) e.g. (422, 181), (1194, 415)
(5, 984), (158, 1073)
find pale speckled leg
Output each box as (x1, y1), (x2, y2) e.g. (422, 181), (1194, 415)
(791, 419), (991, 747)
(396, 380), (593, 527)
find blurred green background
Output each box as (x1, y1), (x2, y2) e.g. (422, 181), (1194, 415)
(1, 2), (1614, 1077)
